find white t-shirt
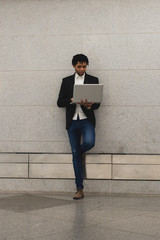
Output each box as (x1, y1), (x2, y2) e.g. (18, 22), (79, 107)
(72, 73), (87, 120)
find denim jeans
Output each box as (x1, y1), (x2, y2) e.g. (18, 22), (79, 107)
(67, 118), (95, 190)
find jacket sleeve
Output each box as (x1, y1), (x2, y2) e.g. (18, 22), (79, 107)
(57, 79), (72, 108)
(91, 102), (100, 110)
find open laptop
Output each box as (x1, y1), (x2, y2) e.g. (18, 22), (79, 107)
(72, 84), (103, 103)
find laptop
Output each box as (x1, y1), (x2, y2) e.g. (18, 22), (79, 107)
(72, 84), (103, 103)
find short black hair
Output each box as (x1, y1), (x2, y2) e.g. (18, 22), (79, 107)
(72, 54), (89, 66)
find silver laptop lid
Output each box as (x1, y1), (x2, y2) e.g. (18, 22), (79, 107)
(73, 84), (103, 103)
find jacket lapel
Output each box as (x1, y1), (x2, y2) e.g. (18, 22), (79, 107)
(84, 73), (89, 84)
(69, 74), (75, 96)
(71, 74), (75, 85)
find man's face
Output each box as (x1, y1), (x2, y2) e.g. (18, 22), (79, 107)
(73, 61), (87, 76)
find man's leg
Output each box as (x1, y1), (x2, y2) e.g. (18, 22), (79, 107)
(79, 119), (95, 180)
(80, 119), (95, 153)
(67, 120), (84, 190)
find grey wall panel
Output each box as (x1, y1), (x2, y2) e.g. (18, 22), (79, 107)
(0, 105), (160, 153)
(0, 141), (71, 153)
(0, 35), (82, 70)
(0, 0), (113, 35)
(95, 106), (160, 153)
(113, 165), (160, 180)
(111, 0), (160, 33)
(113, 155), (160, 164)
(0, 163), (28, 178)
(83, 34), (160, 70)
(1, 70), (160, 107)
(93, 70), (160, 106)
(0, 71), (71, 106)
(1, 0), (160, 35)
(0, 154), (28, 163)
(1, 34), (160, 70)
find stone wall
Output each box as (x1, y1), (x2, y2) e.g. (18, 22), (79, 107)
(1, 0), (160, 154)
(1, 0), (160, 192)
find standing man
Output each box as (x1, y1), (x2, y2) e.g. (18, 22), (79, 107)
(57, 54), (100, 199)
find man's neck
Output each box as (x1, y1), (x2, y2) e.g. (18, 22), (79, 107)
(75, 72), (85, 77)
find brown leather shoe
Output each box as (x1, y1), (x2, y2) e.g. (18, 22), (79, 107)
(73, 189), (84, 200)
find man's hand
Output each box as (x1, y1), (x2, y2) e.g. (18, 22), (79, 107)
(79, 99), (93, 109)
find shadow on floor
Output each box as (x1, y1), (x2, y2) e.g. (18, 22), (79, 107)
(0, 194), (75, 213)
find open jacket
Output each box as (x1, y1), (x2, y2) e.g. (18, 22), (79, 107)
(57, 73), (100, 129)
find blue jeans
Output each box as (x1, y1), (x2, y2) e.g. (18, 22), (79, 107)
(67, 118), (95, 190)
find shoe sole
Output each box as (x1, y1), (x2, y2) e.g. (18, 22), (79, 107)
(73, 196), (84, 200)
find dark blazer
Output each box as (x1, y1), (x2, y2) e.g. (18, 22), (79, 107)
(57, 73), (100, 129)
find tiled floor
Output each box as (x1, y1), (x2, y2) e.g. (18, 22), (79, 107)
(0, 192), (160, 240)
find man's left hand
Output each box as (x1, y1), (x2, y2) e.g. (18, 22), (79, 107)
(79, 99), (93, 109)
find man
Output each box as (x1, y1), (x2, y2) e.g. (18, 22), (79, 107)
(57, 54), (100, 199)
